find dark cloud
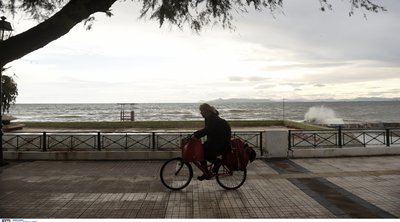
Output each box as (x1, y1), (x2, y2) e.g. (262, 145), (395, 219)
(248, 76), (270, 82)
(303, 71), (400, 85)
(228, 76), (245, 81)
(260, 62), (352, 71)
(228, 76), (270, 82)
(234, 0), (400, 66)
(286, 83), (305, 88)
(254, 84), (275, 89)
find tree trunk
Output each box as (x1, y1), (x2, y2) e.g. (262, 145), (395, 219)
(0, 0), (118, 67)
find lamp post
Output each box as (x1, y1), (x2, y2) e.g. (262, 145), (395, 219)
(0, 16), (13, 166)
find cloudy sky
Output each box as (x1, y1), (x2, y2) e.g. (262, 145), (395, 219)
(6, 0), (400, 103)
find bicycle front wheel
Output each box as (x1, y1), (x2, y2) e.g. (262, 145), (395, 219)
(216, 165), (247, 190)
(160, 157), (193, 190)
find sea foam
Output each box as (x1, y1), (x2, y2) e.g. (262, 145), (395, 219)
(304, 106), (345, 125)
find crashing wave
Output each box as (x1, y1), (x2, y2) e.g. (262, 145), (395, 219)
(304, 106), (345, 125)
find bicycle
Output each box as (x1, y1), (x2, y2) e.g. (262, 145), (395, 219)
(160, 136), (247, 191)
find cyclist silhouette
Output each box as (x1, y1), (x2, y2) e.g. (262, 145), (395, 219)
(193, 103), (231, 180)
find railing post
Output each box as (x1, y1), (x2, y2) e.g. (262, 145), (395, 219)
(259, 131), (263, 156)
(363, 132), (366, 147)
(16, 135), (19, 151)
(125, 133), (128, 150)
(313, 133), (317, 148)
(386, 128), (390, 147)
(70, 135), (73, 151)
(42, 132), (47, 152)
(97, 132), (101, 150)
(152, 132), (156, 151)
(338, 126), (342, 148)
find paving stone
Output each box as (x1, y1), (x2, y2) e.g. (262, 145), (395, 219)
(0, 157), (399, 218)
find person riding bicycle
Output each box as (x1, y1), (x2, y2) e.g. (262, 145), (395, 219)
(193, 103), (231, 181)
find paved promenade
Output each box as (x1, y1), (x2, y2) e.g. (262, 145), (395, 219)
(0, 156), (399, 218)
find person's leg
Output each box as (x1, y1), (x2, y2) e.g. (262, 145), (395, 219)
(199, 160), (208, 172)
(204, 148), (217, 163)
(212, 158), (222, 173)
(211, 145), (230, 173)
(198, 142), (213, 181)
(204, 143), (222, 174)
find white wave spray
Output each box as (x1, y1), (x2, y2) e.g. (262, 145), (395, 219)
(304, 106), (345, 125)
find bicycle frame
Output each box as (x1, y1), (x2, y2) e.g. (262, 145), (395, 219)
(190, 159), (232, 178)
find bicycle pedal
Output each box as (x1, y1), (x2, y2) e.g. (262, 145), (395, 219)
(197, 174), (212, 181)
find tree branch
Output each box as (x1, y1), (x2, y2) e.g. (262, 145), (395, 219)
(0, 0), (117, 67)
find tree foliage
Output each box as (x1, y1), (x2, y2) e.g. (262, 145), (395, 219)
(1, 0), (387, 31)
(139, 0), (284, 31)
(0, 0), (65, 20)
(1, 71), (18, 113)
(0, 0), (387, 67)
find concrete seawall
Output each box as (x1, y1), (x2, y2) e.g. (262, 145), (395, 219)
(4, 150), (181, 160)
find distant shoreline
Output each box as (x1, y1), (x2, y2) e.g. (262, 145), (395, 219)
(12, 99), (400, 105)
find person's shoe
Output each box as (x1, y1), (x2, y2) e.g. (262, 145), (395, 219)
(197, 174), (212, 181)
(212, 159), (222, 174)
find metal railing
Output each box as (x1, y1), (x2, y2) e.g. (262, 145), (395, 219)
(3, 131), (263, 154)
(289, 127), (400, 149)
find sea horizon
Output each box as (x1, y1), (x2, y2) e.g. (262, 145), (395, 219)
(7, 101), (400, 124)
(13, 97), (400, 105)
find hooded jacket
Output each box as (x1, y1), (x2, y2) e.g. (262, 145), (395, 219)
(194, 113), (231, 154)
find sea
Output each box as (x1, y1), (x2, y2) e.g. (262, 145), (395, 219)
(7, 101), (400, 124)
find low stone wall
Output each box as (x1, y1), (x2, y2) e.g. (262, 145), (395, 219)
(288, 147), (400, 158)
(4, 150), (181, 161)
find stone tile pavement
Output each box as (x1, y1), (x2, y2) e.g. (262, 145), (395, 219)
(0, 156), (399, 218)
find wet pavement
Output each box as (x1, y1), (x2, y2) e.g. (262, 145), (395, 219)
(0, 156), (399, 218)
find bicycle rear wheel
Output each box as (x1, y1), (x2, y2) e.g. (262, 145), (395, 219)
(160, 157), (193, 190)
(216, 165), (247, 190)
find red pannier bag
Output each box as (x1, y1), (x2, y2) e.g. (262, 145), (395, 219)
(223, 138), (250, 171)
(181, 138), (204, 162)
(222, 150), (239, 171)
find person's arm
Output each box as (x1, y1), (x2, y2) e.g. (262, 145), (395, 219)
(194, 117), (214, 139)
(194, 127), (207, 139)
